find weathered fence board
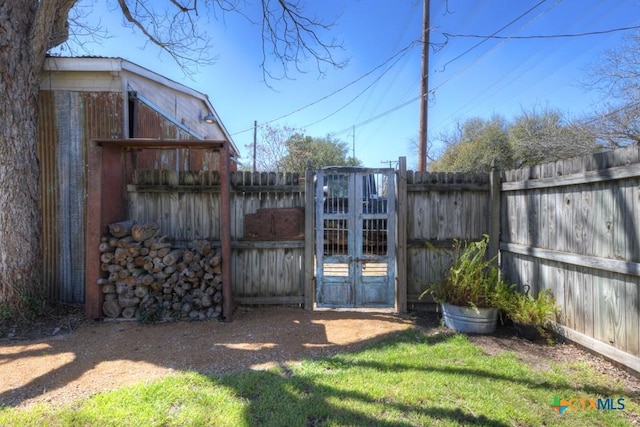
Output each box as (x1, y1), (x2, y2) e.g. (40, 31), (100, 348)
(501, 144), (640, 370)
(405, 172), (491, 304)
(120, 146), (640, 372)
(129, 170), (305, 303)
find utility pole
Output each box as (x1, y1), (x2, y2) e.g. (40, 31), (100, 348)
(352, 125), (355, 160)
(381, 160), (398, 169)
(252, 120), (257, 173)
(418, 0), (430, 172)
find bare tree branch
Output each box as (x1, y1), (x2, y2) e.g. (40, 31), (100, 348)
(260, 0), (346, 84)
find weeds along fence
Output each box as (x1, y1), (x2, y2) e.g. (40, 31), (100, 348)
(500, 145), (640, 372)
(128, 169), (306, 305)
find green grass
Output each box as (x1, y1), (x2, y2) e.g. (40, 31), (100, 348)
(1, 329), (638, 426)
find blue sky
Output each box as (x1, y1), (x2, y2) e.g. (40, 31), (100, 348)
(64, 0), (640, 169)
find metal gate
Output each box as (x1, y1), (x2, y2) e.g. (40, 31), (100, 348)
(315, 167), (396, 308)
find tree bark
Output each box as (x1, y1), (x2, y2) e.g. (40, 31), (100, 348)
(0, 1), (45, 309)
(0, 0), (79, 313)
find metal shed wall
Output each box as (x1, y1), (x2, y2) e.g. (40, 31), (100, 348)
(38, 90), (123, 302)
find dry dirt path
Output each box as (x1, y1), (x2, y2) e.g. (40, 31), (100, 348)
(0, 306), (412, 408)
(1, 306), (638, 411)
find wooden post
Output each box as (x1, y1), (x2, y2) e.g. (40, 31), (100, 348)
(220, 142), (234, 321)
(303, 161), (315, 309)
(489, 159), (501, 266)
(396, 157), (408, 312)
(85, 141), (103, 319)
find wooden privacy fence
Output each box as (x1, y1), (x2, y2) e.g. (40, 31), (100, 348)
(403, 170), (494, 306)
(500, 145), (640, 372)
(128, 169), (307, 305)
(122, 145), (640, 372)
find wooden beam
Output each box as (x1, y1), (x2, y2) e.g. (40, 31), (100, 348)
(235, 296), (304, 305)
(396, 157), (408, 313)
(502, 163), (640, 191)
(501, 242), (640, 277)
(220, 142), (234, 322)
(552, 323), (640, 375)
(85, 142), (103, 319)
(94, 138), (227, 150)
(488, 160), (501, 265)
(304, 164), (315, 310)
(407, 183), (489, 192)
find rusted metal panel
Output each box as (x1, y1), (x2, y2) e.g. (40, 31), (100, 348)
(134, 100), (217, 171)
(37, 91), (60, 302)
(243, 208), (304, 241)
(37, 90), (124, 304)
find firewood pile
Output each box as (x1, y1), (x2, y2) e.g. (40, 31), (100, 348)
(97, 220), (223, 321)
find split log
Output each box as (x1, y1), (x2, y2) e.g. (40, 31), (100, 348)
(121, 307), (137, 318)
(209, 251), (222, 267)
(101, 252), (115, 264)
(162, 250), (183, 266)
(157, 247), (171, 258)
(98, 221), (223, 321)
(108, 220), (135, 238)
(114, 247), (128, 263)
(103, 300), (122, 318)
(101, 283), (116, 293)
(115, 236), (136, 248)
(131, 223), (159, 242)
(118, 296), (141, 308)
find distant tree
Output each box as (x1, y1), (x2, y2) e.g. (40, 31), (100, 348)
(0, 1), (343, 317)
(279, 134), (361, 173)
(407, 134), (439, 170)
(246, 124), (302, 172)
(430, 115), (513, 173)
(509, 108), (599, 166)
(584, 30), (640, 146)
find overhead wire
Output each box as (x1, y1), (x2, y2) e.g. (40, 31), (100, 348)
(341, 4), (640, 137)
(437, 0), (549, 72)
(440, 24), (640, 40)
(302, 46), (415, 129)
(433, 0), (564, 126)
(334, 0), (555, 138)
(231, 3), (640, 149)
(230, 39), (420, 136)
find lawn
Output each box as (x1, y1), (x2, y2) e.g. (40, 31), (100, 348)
(0, 328), (637, 426)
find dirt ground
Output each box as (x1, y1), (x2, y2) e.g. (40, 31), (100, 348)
(1, 305), (639, 410)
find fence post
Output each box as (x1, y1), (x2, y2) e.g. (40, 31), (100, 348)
(304, 162), (315, 309)
(220, 142), (234, 322)
(396, 157), (407, 313)
(488, 159), (501, 266)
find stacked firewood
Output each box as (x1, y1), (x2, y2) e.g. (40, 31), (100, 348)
(97, 220), (223, 321)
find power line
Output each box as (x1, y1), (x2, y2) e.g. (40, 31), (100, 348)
(440, 24), (640, 40)
(438, 0), (549, 72)
(432, 0), (564, 129)
(302, 48), (412, 129)
(334, 95), (421, 136)
(230, 40), (420, 136)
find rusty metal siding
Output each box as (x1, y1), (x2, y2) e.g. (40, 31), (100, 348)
(38, 91), (60, 302)
(133, 100), (217, 171)
(39, 86), (220, 304)
(38, 90), (124, 303)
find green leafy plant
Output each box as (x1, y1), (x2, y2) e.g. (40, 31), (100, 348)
(502, 287), (558, 326)
(419, 235), (512, 309)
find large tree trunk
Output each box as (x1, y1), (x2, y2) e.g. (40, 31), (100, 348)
(0, 2), (44, 311)
(0, 0), (77, 314)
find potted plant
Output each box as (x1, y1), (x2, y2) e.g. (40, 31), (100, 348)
(501, 286), (559, 341)
(419, 235), (512, 334)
